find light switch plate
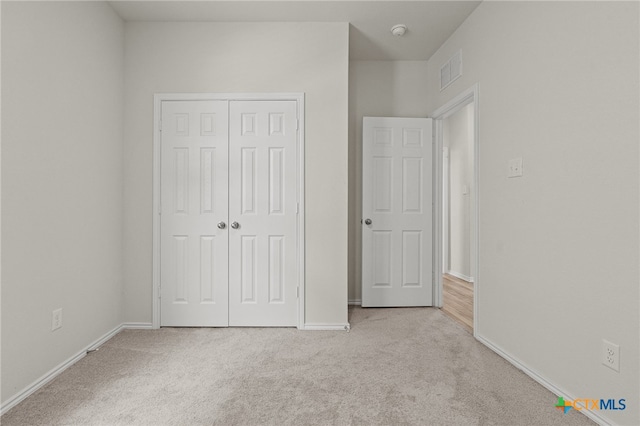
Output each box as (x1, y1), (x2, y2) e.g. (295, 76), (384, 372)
(508, 157), (523, 178)
(52, 308), (62, 331)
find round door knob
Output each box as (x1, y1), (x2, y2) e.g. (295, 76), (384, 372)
(217, 222), (226, 229)
(364, 218), (372, 225)
(231, 221), (240, 229)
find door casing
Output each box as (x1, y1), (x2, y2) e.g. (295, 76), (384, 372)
(152, 93), (305, 329)
(431, 84), (479, 337)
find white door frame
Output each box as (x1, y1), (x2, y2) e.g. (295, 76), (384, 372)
(152, 93), (306, 329)
(441, 145), (450, 275)
(431, 84), (478, 336)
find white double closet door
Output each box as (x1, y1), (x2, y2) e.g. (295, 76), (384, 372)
(160, 99), (298, 327)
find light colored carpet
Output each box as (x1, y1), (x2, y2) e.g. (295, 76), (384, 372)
(2, 307), (593, 425)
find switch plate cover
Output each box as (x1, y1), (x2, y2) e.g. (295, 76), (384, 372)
(508, 157), (523, 178)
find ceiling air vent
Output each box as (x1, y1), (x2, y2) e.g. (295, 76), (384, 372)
(440, 50), (462, 91)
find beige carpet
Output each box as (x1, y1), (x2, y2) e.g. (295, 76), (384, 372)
(2, 307), (593, 425)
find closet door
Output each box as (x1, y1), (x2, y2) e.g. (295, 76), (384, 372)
(160, 101), (230, 326)
(228, 101), (299, 326)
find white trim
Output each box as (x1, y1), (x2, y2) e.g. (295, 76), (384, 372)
(0, 324), (124, 415)
(302, 323), (351, 331)
(152, 93), (306, 329)
(348, 299), (362, 306)
(442, 146), (450, 276)
(1, 322), (153, 415)
(296, 96), (306, 329)
(153, 92), (304, 102)
(476, 334), (609, 426)
(1, 353), (87, 416)
(152, 96), (162, 329)
(446, 270), (474, 283)
(121, 322), (153, 330)
(431, 84), (479, 336)
(433, 118), (444, 308)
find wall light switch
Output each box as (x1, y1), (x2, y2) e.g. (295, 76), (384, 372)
(52, 308), (63, 331)
(508, 157), (523, 178)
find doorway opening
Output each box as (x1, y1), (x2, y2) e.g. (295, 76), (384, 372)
(432, 85), (478, 335)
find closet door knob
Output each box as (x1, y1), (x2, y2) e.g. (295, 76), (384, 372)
(231, 221), (240, 229)
(364, 219), (372, 225)
(217, 222), (226, 229)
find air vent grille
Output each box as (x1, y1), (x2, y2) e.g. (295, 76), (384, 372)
(440, 50), (462, 91)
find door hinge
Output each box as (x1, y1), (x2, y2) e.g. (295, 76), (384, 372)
(296, 287), (299, 298)
(296, 203), (300, 214)
(159, 120), (162, 132)
(296, 119), (299, 131)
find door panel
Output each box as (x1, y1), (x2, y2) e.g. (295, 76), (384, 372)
(362, 117), (433, 307)
(160, 101), (229, 326)
(228, 101), (298, 326)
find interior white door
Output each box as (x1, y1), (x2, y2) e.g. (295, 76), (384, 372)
(160, 100), (230, 326)
(362, 117), (433, 307)
(228, 101), (299, 326)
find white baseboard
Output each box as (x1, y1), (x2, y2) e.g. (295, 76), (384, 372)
(1, 322), (152, 416)
(348, 299), (362, 306)
(447, 270), (474, 283)
(302, 323), (351, 331)
(476, 333), (610, 426)
(1, 318), (616, 425)
(1, 324), (121, 415)
(121, 322), (153, 329)
(1, 351), (87, 417)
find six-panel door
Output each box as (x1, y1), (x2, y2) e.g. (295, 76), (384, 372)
(362, 117), (433, 307)
(161, 101), (230, 326)
(160, 100), (298, 327)
(228, 101), (298, 326)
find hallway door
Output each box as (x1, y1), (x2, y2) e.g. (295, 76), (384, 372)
(362, 117), (433, 307)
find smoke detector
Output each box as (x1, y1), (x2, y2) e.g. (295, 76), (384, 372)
(391, 24), (407, 37)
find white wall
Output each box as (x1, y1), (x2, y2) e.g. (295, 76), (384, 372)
(1, 1), (124, 405)
(427, 2), (639, 424)
(443, 103), (472, 279)
(123, 22), (349, 325)
(348, 60), (429, 302)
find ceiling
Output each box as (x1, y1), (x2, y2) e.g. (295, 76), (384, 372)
(108, 1), (481, 61)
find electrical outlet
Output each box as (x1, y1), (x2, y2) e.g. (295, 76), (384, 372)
(52, 308), (63, 331)
(602, 340), (620, 372)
